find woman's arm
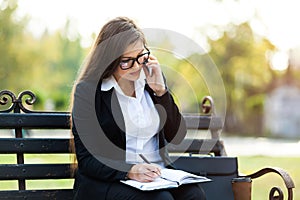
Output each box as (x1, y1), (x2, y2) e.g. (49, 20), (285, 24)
(72, 124), (133, 181)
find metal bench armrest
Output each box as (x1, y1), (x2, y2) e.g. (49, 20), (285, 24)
(242, 167), (295, 200)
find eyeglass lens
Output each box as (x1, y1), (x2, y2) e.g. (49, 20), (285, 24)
(120, 51), (150, 70)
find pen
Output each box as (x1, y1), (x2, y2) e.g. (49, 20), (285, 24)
(139, 154), (161, 176)
(139, 154), (151, 164)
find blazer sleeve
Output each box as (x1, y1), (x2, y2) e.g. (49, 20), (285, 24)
(146, 85), (187, 144)
(72, 123), (133, 181)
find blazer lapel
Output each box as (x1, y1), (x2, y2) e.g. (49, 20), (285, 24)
(98, 88), (126, 145)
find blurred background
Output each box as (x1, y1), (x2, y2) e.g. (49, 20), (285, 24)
(1, 0), (300, 139)
(0, 0), (299, 198)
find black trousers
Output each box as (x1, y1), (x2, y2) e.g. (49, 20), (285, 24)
(105, 182), (206, 200)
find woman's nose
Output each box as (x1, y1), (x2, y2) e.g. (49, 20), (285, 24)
(132, 60), (142, 69)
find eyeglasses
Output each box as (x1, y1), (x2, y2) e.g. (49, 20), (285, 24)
(119, 47), (150, 70)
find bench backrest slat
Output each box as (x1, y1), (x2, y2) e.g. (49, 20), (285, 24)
(183, 115), (223, 130)
(0, 113), (223, 130)
(0, 164), (73, 180)
(0, 138), (222, 155)
(0, 113), (70, 129)
(0, 138), (70, 153)
(168, 139), (224, 155)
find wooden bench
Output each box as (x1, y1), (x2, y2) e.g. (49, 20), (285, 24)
(0, 90), (295, 200)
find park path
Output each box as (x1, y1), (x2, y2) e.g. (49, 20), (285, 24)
(222, 136), (300, 157)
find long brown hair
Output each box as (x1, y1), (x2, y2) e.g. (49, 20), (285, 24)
(77, 16), (146, 83)
(69, 17), (146, 174)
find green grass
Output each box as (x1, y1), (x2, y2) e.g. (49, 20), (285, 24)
(0, 154), (298, 199)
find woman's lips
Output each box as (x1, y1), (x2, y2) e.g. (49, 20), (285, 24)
(130, 70), (141, 76)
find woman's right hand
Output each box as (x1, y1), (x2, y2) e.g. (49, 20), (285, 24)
(127, 163), (161, 182)
(143, 55), (166, 96)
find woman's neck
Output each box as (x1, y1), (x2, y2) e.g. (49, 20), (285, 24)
(114, 76), (136, 97)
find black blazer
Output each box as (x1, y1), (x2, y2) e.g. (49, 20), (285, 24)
(72, 82), (187, 199)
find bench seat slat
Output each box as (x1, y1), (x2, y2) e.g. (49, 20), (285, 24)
(0, 189), (73, 200)
(0, 138), (70, 153)
(0, 164), (74, 180)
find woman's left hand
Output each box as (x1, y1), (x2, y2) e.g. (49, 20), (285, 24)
(143, 55), (167, 96)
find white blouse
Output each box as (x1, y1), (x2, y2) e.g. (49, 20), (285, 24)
(101, 72), (163, 166)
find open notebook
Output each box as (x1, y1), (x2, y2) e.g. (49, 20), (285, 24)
(121, 168), (211, 191)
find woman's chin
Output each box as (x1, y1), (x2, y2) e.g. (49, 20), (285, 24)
(128, 71), (141, 81)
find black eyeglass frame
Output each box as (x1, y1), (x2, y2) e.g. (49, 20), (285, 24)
(119, 46), (150, 70)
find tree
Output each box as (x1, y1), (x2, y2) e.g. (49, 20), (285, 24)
(0, 0), (29, 92)
(0, 1), (85, 111)
(208, 22), (275, 135)
(34, 21), (85, 110)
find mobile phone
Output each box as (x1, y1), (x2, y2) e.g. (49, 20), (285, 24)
(147, 66), (153, 77)
(144, 63), (152, 77)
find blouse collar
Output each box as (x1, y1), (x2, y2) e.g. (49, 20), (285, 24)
(101, 71), (147, 100)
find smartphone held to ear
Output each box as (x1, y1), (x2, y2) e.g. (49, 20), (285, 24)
(147, 66), (153, 77)
(144, 65), (152, 77)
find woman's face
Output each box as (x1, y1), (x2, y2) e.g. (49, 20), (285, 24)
(113, 40), (146, 82)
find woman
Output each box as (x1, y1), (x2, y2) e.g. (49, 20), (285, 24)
(71, 16), (206, 200)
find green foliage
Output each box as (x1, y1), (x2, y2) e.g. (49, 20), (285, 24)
(208, 23), (276, 135)
(0, 0), (28, 92)
(0, 2), (85, 111)
(154, 50), (209, 113)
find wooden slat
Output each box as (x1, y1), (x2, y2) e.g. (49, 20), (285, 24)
(168, 139), (225, 156)
(0, 189), (73, 200)
(170, 156), (238, 176)
(0, 113), (223, 130)
(183, 114), (223, 130)
(0, 104), (225, 199)
(0, 138), (224, 179)
(0, 138), (70, 153)
(0, 164), (74, 180)
(0, 138), (223, 155)
(0, 113), (70, 129)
